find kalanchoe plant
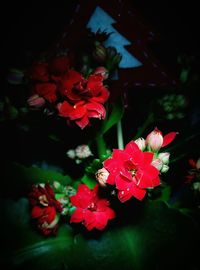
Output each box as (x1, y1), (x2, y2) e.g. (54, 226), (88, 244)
(2, 21), (200, 270)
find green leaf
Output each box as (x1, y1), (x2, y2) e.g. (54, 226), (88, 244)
(1, 198), (199, 270)
(80, 174), (96, 189)
(85, 159), (102, 174)
(2, 162), (74, 196)
(100, 98), (124, 135)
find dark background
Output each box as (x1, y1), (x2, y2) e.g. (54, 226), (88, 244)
(1, 0), (199, 71)
(1, 0), (200, 176)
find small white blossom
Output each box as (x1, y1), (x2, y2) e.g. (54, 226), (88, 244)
(75, 145), (92, 159)
(66, 149), (76, 159)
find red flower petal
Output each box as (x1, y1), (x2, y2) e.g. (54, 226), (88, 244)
(70, 208), (85, 223)
(31, 206), (43, 218)
(75, 114), (89, 129)
(162, 132), (178, 147)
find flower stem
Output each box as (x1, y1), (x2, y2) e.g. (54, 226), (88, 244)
(96, 134), (107, 160)
(117, 120), (124, 149)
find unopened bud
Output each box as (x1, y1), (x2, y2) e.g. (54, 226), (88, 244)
(27, 94), (45, 108)
(95, 168), (109, 187)
(146, 128), (163, 151)
(134, 137), (146, 151)
(93, 66), (109, 80)
(158, 152), (170, 164)
(66, 149), (76, 159)
(161, 164), (169, 173)
(151, 158), (163, 171)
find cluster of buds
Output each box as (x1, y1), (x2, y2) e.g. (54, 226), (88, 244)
(66, 144), (93, 164)
(53, 181), (76, 215)
(93, 42), (122, 72)
(157, 94), (187, 120)
(134, 127), (177, 173)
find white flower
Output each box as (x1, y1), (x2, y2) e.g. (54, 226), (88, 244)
(75, 145), (92, 159)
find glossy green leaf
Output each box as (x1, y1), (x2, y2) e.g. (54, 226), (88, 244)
(80, 173), (97, 189)
(1, 198), (199, 270)
(2, 162), (73, 196)
(100, 98), (124, 135)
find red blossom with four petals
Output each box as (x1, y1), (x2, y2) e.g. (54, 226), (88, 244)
(70, 184), (115, 230)
(103, 141), (161, 202)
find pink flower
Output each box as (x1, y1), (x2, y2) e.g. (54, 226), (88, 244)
(70, 184), (115, 230)
(146, 127), (177, 151)
(103, 141), (160, 202)
(57, 100), (106, 129)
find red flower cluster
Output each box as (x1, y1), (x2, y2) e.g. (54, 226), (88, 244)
(185, 158), (200, 183)
(28, 183), (62, 236)
(103, 141), (161, 202)
(70, 184), (115, 230)
(27, 56), (110, 129)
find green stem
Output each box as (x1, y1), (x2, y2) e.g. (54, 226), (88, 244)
(96, 134), (107, 160)
(134, 112), (154, 139)
(117, 120), (124, 149)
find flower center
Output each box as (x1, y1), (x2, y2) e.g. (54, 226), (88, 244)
(130, 169), (137, 177)
(88, 202), (97, 211)
(38, 195), (49, 206)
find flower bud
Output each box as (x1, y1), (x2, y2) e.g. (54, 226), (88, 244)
(161, 164), (169, 173)
(158, 152), (170, 164)
(146, 128), (163, 151)
(66, 149), (76, 159)
(53, 181), (61, 191)
(134, 137), (146, 151)
(95, 168), (109, 187)
(196, 158), (200, 170)
(93, 44), (107, 63)
(193, 182), (200, 192)
(27, 94), (45, 108)
(151, 158), (163, 171)
(93, 66), (109, 80)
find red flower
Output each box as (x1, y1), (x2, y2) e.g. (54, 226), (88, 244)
(31, 206), (59, 236)
(34, 82), (57, 103)
(70, 184), (115, 230)
(28, 183), (62, 235)
(60, 73), (109, 104)
(103, 141), (160, 202)
(29, 183), (62, 211)
(48, 56), (70, 75)
(28, 62), (49, 82)
(57, 100), (106, 129)
(185, 158), (200, 183)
